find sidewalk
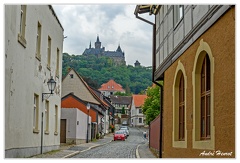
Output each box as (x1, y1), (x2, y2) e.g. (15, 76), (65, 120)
(31, 132), (157, 158)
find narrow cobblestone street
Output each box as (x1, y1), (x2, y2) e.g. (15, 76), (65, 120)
(71, 127), (147, 158)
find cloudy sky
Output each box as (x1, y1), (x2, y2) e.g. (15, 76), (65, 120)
(52, 4), (154, 67)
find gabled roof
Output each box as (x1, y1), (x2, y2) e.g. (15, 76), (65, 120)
(62, 68), (103, 105)
(132, 94), (147, 108)
(98, 79), (125, 92)
(61, 93), (104, 116)
(109, 95), (132, 105)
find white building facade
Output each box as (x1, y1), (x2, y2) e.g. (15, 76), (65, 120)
(130, 95), (147, 127)
(61, 108), (91, 144)
(5, 5), (64, 158)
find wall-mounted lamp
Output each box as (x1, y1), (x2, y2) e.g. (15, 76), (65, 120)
(42, 76), (56, 101)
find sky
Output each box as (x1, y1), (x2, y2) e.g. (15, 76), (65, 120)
(52, 4), (154, 67)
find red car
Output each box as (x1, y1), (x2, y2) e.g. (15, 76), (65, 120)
(113, 131), (126, 141)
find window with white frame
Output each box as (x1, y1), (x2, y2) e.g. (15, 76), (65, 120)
(56, 48), (60, 77)
(47, 36), (51, 69)
(173, 5), (184, 27)
(36, 22), (42, 60)
(54, 105), (58, 135)
(18, 5), (27, 47)
(45, 100), (49, 134)
(139, 118), (142, 123)
(33, 94), (39, 133)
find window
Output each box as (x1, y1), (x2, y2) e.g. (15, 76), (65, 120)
(45, 101), (49, 134)
(54, 105), (58, 135)
(139, 118), (142, 123)
(200, 55), (211, 140)
(33, 94), (39, 133)
(179, 74), (185, 141)
(139, 109), (142, 114)
(56, 48), (60, 77)
(172, 60), (187, 148)
(192, 39), (214, 150)
(47, 36), (51, 70)
(70, 74), (73, 78)
(36, 22), (42, 60)
(174, 5), (184, 27)
(18, 5), (27, 47)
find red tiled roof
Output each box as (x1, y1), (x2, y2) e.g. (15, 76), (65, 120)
(132, 94), (147, 107)
(98, 79), (125, 91)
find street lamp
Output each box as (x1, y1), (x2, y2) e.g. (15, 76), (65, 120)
(42, 76), (56, 101)
(41, 76), (56, 154)
(86, 103), (90, 143)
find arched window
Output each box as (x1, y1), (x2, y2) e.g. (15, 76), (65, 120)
(172, 60), (187, 148)
(179, 74), (185, 140)
(200, 54), (211, 139)
(192, 39), (214, 150)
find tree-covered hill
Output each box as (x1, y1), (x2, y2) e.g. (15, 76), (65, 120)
(62, 53), (152, 94)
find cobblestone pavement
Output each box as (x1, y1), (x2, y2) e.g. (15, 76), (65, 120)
(72, 127), (155, 158)
(31, 127), (156, 159)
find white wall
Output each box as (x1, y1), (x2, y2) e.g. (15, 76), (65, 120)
(61, 108), (91, 141)
(5, 5), (63, 158)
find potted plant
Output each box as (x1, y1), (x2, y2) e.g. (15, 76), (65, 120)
(109, 124), (115, 133)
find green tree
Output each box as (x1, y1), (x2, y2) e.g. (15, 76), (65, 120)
(121, 107), (125, 114)
(142, 82), (163, 125)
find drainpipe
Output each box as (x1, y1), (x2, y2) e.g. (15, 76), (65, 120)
(135, 6), (163, 158)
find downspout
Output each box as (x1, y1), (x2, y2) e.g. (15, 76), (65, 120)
(135, 7), (163, 158)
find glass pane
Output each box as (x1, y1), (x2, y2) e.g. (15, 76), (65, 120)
(201, 118), (205, 137)
(207, 95), (211, 116)
(207, 116), (211, 136)
(206, 55), (211, 91)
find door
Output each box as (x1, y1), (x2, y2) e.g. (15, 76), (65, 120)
(60, 119), (66, 143)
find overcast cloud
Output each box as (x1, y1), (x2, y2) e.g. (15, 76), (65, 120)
(52, 4), (154, 66)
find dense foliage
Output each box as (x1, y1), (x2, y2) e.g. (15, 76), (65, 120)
(62, 53), (152, 94)
(142, 81), (163, 125)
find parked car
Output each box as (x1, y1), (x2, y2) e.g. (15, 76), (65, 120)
(113, 131), (126, 141)
(119, 128), (129, 137)
(120, 126), (129, 130)
(119, 129), (128, 138)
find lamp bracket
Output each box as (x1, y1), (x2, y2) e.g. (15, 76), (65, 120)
(42, 93), (52, 101)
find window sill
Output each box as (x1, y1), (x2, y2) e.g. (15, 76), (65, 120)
(18, 33), (27, 48)
(45, 131), (49, 135)
(54, 131), (58, 135)
(33, 128), (39, 133)
(35, 55), (41, 61)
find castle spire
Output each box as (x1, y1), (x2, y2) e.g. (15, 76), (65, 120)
(95, 35), (101, 49)
(116, 44), (122, 53)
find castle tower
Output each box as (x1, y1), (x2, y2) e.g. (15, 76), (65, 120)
(89, 41), (91, 48)
(116, 44), (123, 53)
(95, 35), (101, 49)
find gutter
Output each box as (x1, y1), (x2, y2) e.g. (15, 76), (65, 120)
(134, 5), (163, 158)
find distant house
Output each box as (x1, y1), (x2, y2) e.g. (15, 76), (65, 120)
(130, 95), (147, 127)
(98, 79), (125, 97)
(109, 95), (132, 125)
(61, 93), (103, 141)
(91, 87), (116, 133)
(61, 68), (108, 137)
(61, 108), (91, 144)
(5, 5), (64, 158)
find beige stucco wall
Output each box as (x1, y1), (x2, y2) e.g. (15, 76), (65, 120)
(162, 7), (235, 158)
(5, 5), (63, 158)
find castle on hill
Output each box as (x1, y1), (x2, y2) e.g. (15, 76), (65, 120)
(82, 35), (126, 65)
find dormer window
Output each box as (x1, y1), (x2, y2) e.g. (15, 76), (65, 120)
(108, 86), (110, 89)
(112, 86), (114, 89)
